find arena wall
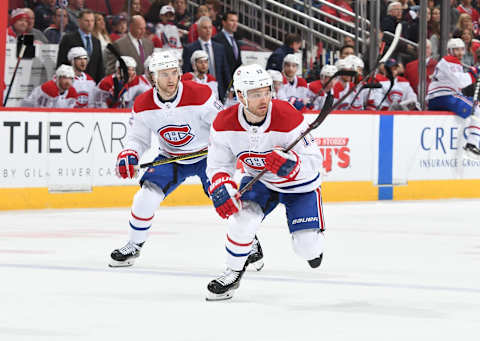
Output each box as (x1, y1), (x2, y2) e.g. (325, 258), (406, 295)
(1, 108), (479, 210)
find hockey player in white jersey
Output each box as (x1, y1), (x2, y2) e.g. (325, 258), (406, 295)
(308, 64), (337, 110)
(374, 58), (419, 111)
(109, 51), (264, 268)
(267, 69), (283, 98)
(427, 38), (480, 159)
(96, 56), (151, 108)
(205, 64), (325, 301)
(22, 64), (78, 108)
(181, 50), (219, 99)
(276, 54), (315, 111)
(67, 47), (96, 108)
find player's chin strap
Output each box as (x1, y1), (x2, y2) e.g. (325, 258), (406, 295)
(238, 24), (403, 196)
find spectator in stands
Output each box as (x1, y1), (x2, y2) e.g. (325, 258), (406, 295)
(92, 13), (111, 56)
(44, 7), (69, 44)
(187, 5), (217, 43)
(405, 39), (437, 95)
(34, 0), (55, 32)
(145, 0), (164, 25)
(457, 0), (480, 35)
(213, 11), (242, 78)
(66, 0), (85, 32)
(277, 54), (314, 111)
(24, 8), (49, 44)
(174, 0), (192, 43)
(205, 0), (222, 30)
(343, 35), (354, 47)
(339, 45), (355, 59)
(156, 5), (183, 49)
(67, 46), (96, 108)
(122, 0), (143, 18)
(181, 50), (219, 99)
(96, 56), (151, 108)
(407, 7), (431, 43)
(110, 15), (128, 42)
(454, 13), (476, 38)
(105, 15), (154, 76)
(382, 1), (403, 34)
(321, 0), (355, 23)
(266, 33), (302, 72)
(457, 28), (480, 65)
(7, 9), (29, 44)
(451, 0), (460, 32)
(429, 10), (441, 60)
(57, 9), (105, 83)
(182, 16), (230, 100)
(22, 64), (78, 108)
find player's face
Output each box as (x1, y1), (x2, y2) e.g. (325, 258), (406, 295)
(58, 77), (73, 92)
(273, 81), (282, 94)
(245, 86), (272, 117)
(195, 58), (209, 74)
(155, 67), (180, 98)
(321, 76), (334, 91)
(283, 62), (297, 78)
(74, 57), (88, 72)
(452, 47), (465, 60)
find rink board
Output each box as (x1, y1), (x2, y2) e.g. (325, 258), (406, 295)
(0, 108), (479, 210)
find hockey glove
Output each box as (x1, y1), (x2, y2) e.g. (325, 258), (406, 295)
(265, 148), (300, 180)
(116, 149), (139, 179)
(289, 97), (306, 110)
(208, 173), (241, 219)
(468, 66), (480, 81)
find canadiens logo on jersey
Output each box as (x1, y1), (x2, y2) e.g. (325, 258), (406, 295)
(76, 92), (89, 107)
(237, 151), (270, 170)
(158, 125), (195, 147)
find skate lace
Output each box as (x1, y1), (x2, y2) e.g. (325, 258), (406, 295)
(250, 238), (258, 254)
(118, 242), (140, 256)
(216, 268), (240, 286)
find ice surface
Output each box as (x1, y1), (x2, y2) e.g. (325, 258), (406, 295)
(1, 199), (479, 340)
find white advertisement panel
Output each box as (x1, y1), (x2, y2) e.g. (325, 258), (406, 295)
(393, 114), (480, 182)
(307, 113), (379, 182)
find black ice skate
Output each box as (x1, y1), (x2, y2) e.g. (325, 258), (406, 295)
(245, 235), (264, 271)
(109, 241), (144, 267)
(308, 253), (323, 268)
(206, 268), (245, 301)
(464, 143), (480, 161)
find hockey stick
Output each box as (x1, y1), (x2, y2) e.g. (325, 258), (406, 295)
(139, 149), (208, 168)
(238, 24), (402, 196)
(469, 72), (480, 116)
(3, 44), (26, 106)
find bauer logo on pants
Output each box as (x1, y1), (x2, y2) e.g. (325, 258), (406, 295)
(158, 125), (195, 147)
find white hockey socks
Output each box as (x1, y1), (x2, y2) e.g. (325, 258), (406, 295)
(128, 183), (165, 244)
(291, 229), (325, 261)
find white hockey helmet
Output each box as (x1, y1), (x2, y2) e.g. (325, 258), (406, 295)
(320, 64), (338, 78)
(116, 56), (137, 69)
(67, 46), (89, 64)
(335, 57), (353, 71)
(283, 53), (300, 66)
(447, 38), (465, 51)
(191, 50), (209, 72)
(345, 55), (364, 71)
(55, 64), (75, 79)
(267, 69), (283, 82)
(148, 51), (180, 75)
(234, 64), (272, 106)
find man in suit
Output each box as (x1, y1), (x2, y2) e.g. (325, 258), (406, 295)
(57, 9), (104, 83)
(182, 16), (230, 101)
(266, 33), (302, 72)
(105, 15), (154, 77)
(212, 11), (242, 78)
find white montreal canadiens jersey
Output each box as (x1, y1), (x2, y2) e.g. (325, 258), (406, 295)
(375, 76), (418, 110)
(73, 72), (96, 108)
(333, 81), (357, 110)
(126, 80), (222, 163)
(155, 23), (182, 49)
(308, 80), (328, 110)
(277, 76), (315, 105)
(21, 80), (78, 108)
(427, 55), (474, 100)
(207, 99), (323, 193)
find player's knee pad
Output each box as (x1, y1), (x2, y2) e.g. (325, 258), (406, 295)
(291, 229), (325, 261)
(227, 201), (263, 241)
(132, 181), (165, 216)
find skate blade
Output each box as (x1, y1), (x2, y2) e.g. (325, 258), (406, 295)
(205, 290), (234, 301)
(247, 259), (264, 271)
(108, 259), (135, 268)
